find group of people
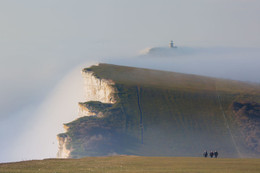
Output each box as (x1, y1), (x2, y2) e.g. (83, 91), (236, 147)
(203, 150), (218, 158)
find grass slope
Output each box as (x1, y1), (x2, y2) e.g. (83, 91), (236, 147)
(59, 64), (260, 158)
(1, 156), (260, 173)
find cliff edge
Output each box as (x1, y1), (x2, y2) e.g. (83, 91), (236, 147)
(57, 63), (260, 158)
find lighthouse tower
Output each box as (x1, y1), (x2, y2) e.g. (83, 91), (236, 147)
(169, 40), (177, 48)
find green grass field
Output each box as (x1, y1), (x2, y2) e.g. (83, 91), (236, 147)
(1, 156), (260, 173)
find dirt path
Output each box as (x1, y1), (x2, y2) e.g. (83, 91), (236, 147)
(136, 86), (144, 144)
(215, 84), (242, 157)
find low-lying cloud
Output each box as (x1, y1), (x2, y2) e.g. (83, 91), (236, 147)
(1, 46), (260, 162)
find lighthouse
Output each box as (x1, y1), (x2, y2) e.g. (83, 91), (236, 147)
(169, 40), (177, 48)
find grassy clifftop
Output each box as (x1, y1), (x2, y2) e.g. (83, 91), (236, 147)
(1, 156), (260, 173)
(59, 63), (260, 158)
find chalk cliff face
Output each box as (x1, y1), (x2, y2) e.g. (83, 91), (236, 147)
(78, 69), (116, 117)
(57, 64), (117, 158)
(57, 133), (71, 158)
(82, 70), (116, 103)
(78, 103), (96, 117)
(57, 63), (260, 159)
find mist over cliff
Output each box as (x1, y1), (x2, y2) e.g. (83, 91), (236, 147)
(112, 46), (260, 83)
(1, 46), (260, 162)
(2, 0), (260, 163)
(57, 63), (260, 158)
(0, 66), (85, 162)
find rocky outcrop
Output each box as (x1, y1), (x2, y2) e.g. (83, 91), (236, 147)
(57, 64), (117, 158)
(81, 69), (116, 104)
(57, 134), (71, 158)
(78, 102), (97, 117)
(233, 102), (260, 153)
(78, 102), (113, 118)
(77, 67), (117, 117)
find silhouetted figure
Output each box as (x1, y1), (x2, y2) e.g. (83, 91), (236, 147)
(214, 151), (218, 158)
(203, 150), (208, 158)
(210, 151), (214, 158)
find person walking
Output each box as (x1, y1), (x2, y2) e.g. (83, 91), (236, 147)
(210, 151), (214, 158)
(203, 150), (208, 158)
(214, 151), (218, 158)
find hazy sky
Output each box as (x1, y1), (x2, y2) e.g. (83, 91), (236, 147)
(0, 0), (260, 162)
(1, 0), (260, 49)
(2, 0), (259, 116)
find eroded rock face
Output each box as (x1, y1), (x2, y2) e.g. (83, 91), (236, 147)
(233, 101), (260, 153)
(78, 103), (97, 117)
(57, 65), (117, 158)
(57, 134), (71, 158)
(77, 70), (116, 117)
(81, 70), (116, 103)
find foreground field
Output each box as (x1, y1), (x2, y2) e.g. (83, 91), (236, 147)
(1, 156), (260, 173)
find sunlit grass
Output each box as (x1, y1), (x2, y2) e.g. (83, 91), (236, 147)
(1, 156), (260, 173)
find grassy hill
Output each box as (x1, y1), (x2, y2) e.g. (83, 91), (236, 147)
(59, 64), (260, 158)
(1, 156), (260, 173)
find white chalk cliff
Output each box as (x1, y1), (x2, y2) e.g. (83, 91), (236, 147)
(57, 64), (117, 158)
(78, 69), (116, 117)
(57, 133), (71, 158)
